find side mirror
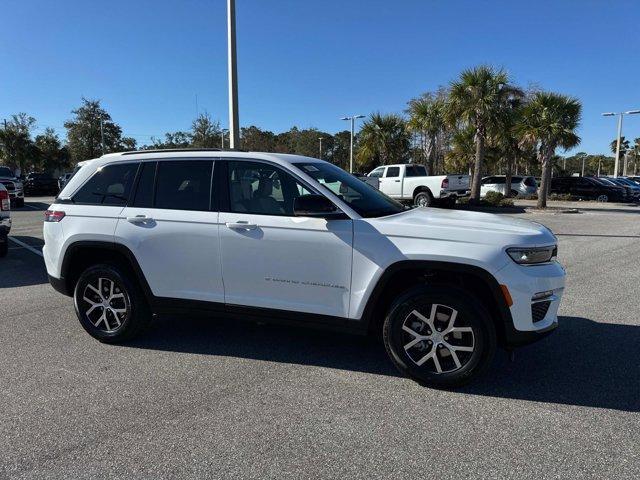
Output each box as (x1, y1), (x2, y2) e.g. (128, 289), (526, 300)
(293, 194), (344, 218)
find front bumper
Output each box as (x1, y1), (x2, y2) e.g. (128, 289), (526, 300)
(494, 260), (565, 347)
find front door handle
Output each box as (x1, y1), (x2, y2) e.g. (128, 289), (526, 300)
(394, 179), (400, 182)
(226, 221), (258, 230)
(127, 215), (153, 224)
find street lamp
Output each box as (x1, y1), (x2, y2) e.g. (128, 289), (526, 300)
(318, 137), (324, 159)
(220, 128), (228, 149)
(602, 110), (640, 177)
(341, 114), (365, 173)
(581, 153), (588, 177)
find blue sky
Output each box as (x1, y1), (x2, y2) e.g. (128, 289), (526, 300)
(1, 0), (639, 155)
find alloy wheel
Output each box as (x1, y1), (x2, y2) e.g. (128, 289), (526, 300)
(401, 304), (475, 374)
(596, 194), (608, 202)
(81, 277), (129, 333)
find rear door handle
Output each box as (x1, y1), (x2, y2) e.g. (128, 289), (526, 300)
(127, 215), (153, 224)
(394, 180), (400, 182)
(226, 221), (258, 230)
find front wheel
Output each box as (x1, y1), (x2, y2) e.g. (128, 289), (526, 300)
(73, 263), (152, 343)
(596, 194), (608, 202)
(383, 286), (496, 388)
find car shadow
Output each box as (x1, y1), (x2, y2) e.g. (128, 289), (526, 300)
(460, 316), (640, 412)
(127, 315), (639, 412)
(0, 238), (47, 288)
(15, 200), (51, 211)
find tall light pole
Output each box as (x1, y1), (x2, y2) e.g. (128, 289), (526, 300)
(220, 128), (228, 149)
(581, 153), (588, 177)
(341, 114), (365, 173)
(318, 137), (323, 159)
(100, 116), (105, 155)
(602, 110), (640, 177)
(227, 0), (239, 149)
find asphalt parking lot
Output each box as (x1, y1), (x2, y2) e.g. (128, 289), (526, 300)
(1, 198), (639, 479)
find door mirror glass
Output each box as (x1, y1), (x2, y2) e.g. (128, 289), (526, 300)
(293, 194), (340, 218)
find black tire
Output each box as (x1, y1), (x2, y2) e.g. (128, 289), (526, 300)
(73, 263), (152, 343)
(383, 285), (496, 388)
(414, 190), (434, 207)
(0, 236), (8, 258)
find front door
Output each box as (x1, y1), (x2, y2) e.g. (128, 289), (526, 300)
(218, 160), (353, 318)
(379, 165), (402, 198)
(115, 159), (224, 303)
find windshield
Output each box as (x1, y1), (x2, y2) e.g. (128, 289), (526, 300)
(0, 167), (13, 177)
(294, 162), (405, 218)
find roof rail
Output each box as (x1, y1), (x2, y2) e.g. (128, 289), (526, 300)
(119, 147), (248, 156)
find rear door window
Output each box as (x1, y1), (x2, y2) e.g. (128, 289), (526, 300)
(72, 163), (139, 206)
(154, 160), (213, 211)
(405, 165), (427, 177)
(132, 162), (156, 208)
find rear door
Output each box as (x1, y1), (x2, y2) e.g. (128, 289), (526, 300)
(115, 159), (224, 303)
(218, 160), (353, 318)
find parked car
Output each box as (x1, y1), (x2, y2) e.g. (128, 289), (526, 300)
(0, 165), (25, 208)
(368, 164), (470, 207)
(58, 172), (74, 190)
(24, 172), (59, 195)
(0, 183), (11, 257)
(480, 175), (537, 198)
(594, 177), (637, 202)
(606, 177), (640, 200)
(44, 150), (565, 388)
(550, 176), (625, 202)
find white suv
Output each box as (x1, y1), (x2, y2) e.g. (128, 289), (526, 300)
(44, 150), (565, 387)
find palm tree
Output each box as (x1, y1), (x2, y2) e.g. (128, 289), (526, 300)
(492, 96), (525, 197)
(446, 65), (521, 202)
(446, 125), (476, 174)
(356, 113), (410, 172)
(516, 92), (581, 208)
(407, 95), (446, 175)
(610, 136), (630, 175)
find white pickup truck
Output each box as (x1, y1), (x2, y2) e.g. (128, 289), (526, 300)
(368, 164), (470, 207)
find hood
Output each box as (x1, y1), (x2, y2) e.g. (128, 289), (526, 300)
(365, 207), (556, 248)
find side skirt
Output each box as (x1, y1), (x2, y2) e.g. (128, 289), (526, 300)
(151, 297), (369, 336)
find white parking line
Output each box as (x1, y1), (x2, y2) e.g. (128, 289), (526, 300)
(8, 237), (44, 257)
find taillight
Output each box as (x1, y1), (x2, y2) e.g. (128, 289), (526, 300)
(0, 190), (9, 211)
(441, 178), (449, 189)
(44, 210), (65, 222)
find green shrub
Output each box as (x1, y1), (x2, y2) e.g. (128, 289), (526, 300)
(499, 198), (514, 207)
(549, 193), (574, 201)
(484, 191), (505, 206)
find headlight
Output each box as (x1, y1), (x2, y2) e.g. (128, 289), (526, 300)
(507, 245), (557, 265)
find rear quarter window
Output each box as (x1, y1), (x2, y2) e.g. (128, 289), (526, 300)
(72, 163), (139, 206)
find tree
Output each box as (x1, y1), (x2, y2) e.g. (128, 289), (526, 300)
(445, 125), (475, 174)
(191, 112), (222, 148)
(407, 91), (447, 174)
(148, 131), (192, 149)
(240, 126), (277, 152)
(492, 93), (526, 196)
(34, 128), (69, 172)
(446, 66), (521, 202)
(64, 98), (131, 161)
(356, 113), (410, 172)
(327, 130), (351, 169)
(0, 113), (37, 173)
(610, 136), (630, 175)
(516, 92), (581, 208)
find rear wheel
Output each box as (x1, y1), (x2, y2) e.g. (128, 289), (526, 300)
(414, 191), (433, 207)
(596, 194), (608, 202)
(383, 286), (496, 388)
(73, 263), (152, 343)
